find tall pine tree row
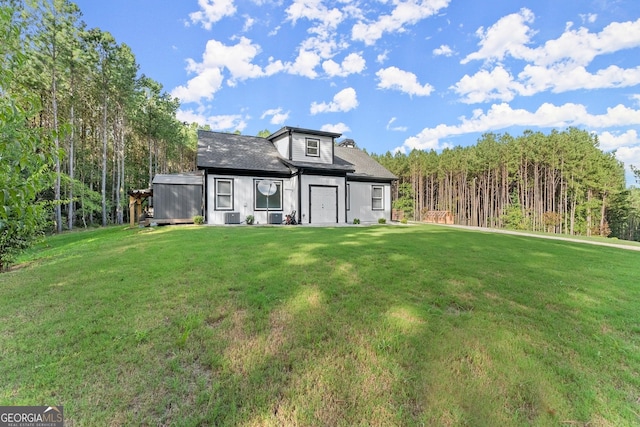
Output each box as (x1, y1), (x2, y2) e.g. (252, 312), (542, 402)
(1, 0), (196, 268)
(374, 127), (637, 240)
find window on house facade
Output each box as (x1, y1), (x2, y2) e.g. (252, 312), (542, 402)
(372, 185), (384, 210)
(306, 138), (320, 157)
(215, 179), (233, 210)
(255, 180), (282, 210)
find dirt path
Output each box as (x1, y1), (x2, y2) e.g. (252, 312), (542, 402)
(430, 223), (640, 252)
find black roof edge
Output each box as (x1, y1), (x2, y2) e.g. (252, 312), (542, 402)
(200, 167), (292, 178)
(268, 126), (342, 141)
(347, 176), (397, 183)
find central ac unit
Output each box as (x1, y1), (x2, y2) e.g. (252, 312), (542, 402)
(268, 213), (282, 224)
(224, 212), (240, 224)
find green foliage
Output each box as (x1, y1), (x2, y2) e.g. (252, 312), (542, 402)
(353, 218), (360, 224)
(501, 199), (529, 231)
(392, 181), (414, 218)
(0, 3), (54, 270)
(193, 215), (204, 225)
(378, 218), (386, 224)
(245, 215), (254, 225)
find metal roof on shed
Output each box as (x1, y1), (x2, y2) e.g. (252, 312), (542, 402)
(152, 173), (203, 185)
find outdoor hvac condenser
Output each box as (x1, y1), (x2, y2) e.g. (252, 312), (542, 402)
(268, 213), (282, 224)
(224, 212), (240, 224)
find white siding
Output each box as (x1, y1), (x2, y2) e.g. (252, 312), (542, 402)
(290, 132), (334, 164)
(347, 181), (392, 223)
(206, 174), (296, 224)
(272, 133), (290, 159)
(299, 175), (347, 224)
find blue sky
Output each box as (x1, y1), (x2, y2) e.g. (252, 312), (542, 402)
(73, 0), (640, 183)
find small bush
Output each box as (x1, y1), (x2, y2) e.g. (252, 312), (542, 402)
(378, 218), (386, 224)
(246, 215), (255, 225)
(353, 218), (360, 224)
(400, 218), (408, 224)
(193, 215), (205, 225)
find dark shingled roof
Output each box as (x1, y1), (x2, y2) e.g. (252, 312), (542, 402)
(197, 129), (396, 181)
(281, 157), (355, 173)
(197, 130), (291, 174)
(334, 146), (397, 181)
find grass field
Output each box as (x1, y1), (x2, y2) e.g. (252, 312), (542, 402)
(1, 224), (639, 426)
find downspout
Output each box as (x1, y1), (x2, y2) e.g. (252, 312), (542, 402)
(202, 169), (208, 223)
(288, 128), (293, 160)
(297, 169), (302, 224)
(344, 174), (348, 224)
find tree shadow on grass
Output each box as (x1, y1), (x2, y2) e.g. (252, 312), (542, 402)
(3, 225), (639, 425)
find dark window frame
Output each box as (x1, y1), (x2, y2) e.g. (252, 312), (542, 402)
(215, 178), (234, 211)
(372, 185), (384, 210)
(306, 138), (320, 157)
(254, 179), (283, 211)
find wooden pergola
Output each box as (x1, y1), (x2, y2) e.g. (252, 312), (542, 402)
(128, 189), (153, 227)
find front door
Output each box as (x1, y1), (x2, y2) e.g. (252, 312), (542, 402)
(309, 185), (338, 224)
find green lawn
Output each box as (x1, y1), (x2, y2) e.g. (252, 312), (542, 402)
(1, 224), (639, 426)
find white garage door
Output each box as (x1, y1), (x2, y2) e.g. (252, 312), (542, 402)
(309, 185), (338, 224)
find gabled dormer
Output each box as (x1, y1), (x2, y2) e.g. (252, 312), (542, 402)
(268, 126), (342, 165)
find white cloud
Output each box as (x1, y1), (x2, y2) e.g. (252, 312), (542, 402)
(171, 67), (224, 104)
(177, 109), (247, 132)
(310, 87), (359, 114)
(386, 117), (408, 132)
(376, 66), (434, 97)
(452, 66), (519, 103)
(189, 0), (237, 30)
(456, 14), (640, 103)
(433, 44), (454, 56)
(170, 37), (282, 103)
(321, 122), (351, 133)
(580, 13), (598, 24)
(286, 0), (344, 29)
(352, 0), (451, 46)
(243, 15), (255, 32)
(284, 48), (321, 78)
(599, 129), (639, 150)
(527, 18), (640, 67)
(398, 102), (640, 152)
(614, 144), (640, 185)
(519, 64), (640, 94)
(322, 52), (366, 77)
(463, 14), (640, 67)
(376, 50), (390, 64)
(268, 25), (281, 36)
(461, 8), (536, 64)
(261, 108), (290, 125)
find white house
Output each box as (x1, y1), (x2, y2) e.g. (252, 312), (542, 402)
(197, 126), (397, 225)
